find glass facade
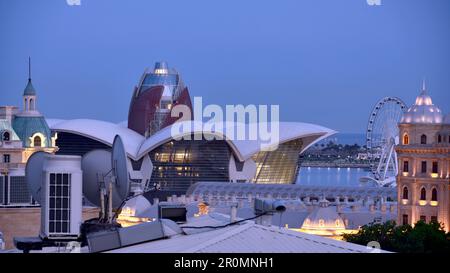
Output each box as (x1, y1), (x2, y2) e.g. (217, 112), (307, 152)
(55, 132), (111, 156)
(251, 139), (303, 184)
(148, 137), (231, 193)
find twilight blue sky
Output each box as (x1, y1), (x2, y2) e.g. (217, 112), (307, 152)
(0, 0), (449, 133)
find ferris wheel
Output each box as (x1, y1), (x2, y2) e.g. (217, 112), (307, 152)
(363, 97), (407, 186)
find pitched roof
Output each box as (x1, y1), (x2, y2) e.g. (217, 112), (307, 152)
(0, 119), (21, 141)
(108, 214), (387, 253)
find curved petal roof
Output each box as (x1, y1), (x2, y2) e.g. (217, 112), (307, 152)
(48, 118), (145, 158)
(136, 120), (335, 161)
(48, 119), (336, 161)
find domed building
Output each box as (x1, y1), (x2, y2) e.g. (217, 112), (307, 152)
(0, 59), (58, 206)
(127, 62), (193, 137)
(396, 81), (450, 232)
(12, 68), (58, 161)
(401, 81), (444, 124)
(299, 198), (347, 239)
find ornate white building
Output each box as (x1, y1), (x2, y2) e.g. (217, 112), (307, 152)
(396, 82), (450, 231)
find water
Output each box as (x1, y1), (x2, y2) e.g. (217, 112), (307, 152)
(296, 167), (371, 187)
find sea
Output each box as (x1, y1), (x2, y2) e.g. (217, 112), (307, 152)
(296, 167), (371, 187)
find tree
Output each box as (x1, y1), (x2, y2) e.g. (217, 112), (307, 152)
(343, 220), (450, 253)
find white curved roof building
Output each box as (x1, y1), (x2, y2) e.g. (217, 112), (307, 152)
(48, 118), (335, 199)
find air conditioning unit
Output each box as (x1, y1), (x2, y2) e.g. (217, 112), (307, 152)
(40, 155), (83, 240)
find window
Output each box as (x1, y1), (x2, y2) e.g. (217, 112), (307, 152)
(420, 215), (426, 222)
(403, 134), (409, 145)
(432, 162), (438, 174)
(421, 161), (427, 173)
(431, 188), (438, 201)
(3, 154), (10, 163)
(420, 187), (426, 201)
(437, 134), (442, 143)
(29, 99), (34, 110)
(402, 214), (408, 225)
(420, 134), (427, 144)
(430, 216), (438, 223)
(33, 136), (42, 147)
(2, 131), (10, 141)
(403, 161), (409, 172)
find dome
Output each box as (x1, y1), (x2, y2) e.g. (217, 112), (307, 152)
(301, 199), (346, 231)
(400, 83), (443, 124)
(12, 115), (53, 148)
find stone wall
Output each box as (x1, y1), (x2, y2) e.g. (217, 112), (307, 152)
(0, 207), (99, 250)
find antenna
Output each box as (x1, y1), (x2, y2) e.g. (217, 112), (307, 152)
(111, 135), (130, 201)
(25, 151), (50, 203)
(81, 149), (123, 209)
(28, 57), (31, 81)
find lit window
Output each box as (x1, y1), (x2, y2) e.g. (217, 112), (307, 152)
(403, 134), (409, 145)
(319, 219), (324, 227)
(335, 219), (340, 227)
(33, 136), (42, 147)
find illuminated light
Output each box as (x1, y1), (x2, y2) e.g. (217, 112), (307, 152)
(401, 199), (408, 205)
(418, 200), (427, 206)
(154, 68), (168, 74)
(318, 219), (325, 227)
(116, 207), (152, 227)
(430, 201), (438, 206)
(431, 173), (438, 178)
(402, 172), (409, 177)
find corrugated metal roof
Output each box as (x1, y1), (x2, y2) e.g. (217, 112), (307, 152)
(108, 214), (387, 253)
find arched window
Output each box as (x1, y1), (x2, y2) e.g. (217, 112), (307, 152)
(420, 187), (426, 201)
(402, 186), (409, 200)
(29, 99), (34, 110)
(420, 134), (427, 144)
(2, 131), (10, 141)
(431, 188), (438, 201)
(33, 136), (42, 147)
(437, 134), (442, 143)
(403, 134), (409, 145)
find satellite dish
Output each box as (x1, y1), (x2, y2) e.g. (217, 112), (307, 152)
(112, 135), (130, 201)
(25, 151), (50, 203)
(81, 149), (123, 208)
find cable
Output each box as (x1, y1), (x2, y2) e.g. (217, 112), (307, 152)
(180, 212), (268, 230)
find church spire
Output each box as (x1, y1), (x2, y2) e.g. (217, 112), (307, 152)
(28, 56), (31, 81)
(23, 57), (36, 96)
